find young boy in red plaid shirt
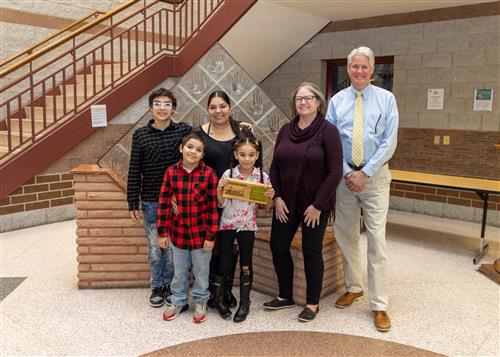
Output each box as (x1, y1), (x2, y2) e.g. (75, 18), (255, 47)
(157, 132), (219, 323)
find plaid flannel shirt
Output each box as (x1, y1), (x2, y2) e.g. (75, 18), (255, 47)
(157, 160), (219, 250)
(127, 120), (191, 211)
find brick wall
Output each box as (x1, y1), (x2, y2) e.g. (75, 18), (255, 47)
(392, 128), (500, 180)
(391, 183), (500, 211)
(0, 173), (74, 216)
(0, 124), (133, 232)
(72, 164), (344, 303)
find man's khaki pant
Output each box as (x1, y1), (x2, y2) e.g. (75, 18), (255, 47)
(334, 164), (391, 311)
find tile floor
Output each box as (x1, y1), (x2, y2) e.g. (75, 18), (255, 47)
(1, 210), (499, 356)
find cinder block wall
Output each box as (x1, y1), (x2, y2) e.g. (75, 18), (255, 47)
(260, 8), (500, 226)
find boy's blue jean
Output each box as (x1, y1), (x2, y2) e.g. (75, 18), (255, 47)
(141, 201), (174, 289)
(170, 244), (212, 306)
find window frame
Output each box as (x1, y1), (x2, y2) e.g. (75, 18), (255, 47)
(325, 56), (394, 100)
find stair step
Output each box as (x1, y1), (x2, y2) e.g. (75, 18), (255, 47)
(7, 118), (52, 133)
(24, 107), (66, 120)
(92, 63), (130, 76)
(0, 130), (32, 147)
(76, 74), (112, 86)
(45, 95), (85, 108)
(60, 84), (105, 98)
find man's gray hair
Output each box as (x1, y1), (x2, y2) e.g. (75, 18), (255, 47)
(347, 46), (374, 67)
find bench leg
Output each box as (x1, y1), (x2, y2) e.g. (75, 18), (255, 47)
(473, 191), (490, 265)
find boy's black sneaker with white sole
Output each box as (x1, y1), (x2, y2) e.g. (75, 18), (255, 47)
(150, 288), (165, 308)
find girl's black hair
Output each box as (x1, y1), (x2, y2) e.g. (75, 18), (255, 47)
(229, 127), (264, 183)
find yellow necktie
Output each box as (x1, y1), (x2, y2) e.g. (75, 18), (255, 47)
(351, 91), (364, 167)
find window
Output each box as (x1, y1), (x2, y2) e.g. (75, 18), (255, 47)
(325, 56), (394, 100)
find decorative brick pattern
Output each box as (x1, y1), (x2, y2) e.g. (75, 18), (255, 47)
(71, 164), (149, 289)
(391, 128), (500, 181)
(0, 173), (74, 215)
(390, 183), (500, 211)
(71, 164), (345, 301)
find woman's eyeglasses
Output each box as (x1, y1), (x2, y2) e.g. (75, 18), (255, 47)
(294, 95), (316, 103)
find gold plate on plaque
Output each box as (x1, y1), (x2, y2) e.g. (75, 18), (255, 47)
(222, 178), (270, 205)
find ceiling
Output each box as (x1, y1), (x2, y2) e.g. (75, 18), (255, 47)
(268, 0), (495, 21)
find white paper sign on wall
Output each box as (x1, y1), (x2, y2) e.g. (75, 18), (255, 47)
(91, 105), (108, 127)
(427, 88), (444, 111)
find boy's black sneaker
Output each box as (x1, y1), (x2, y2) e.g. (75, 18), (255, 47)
(263, 297), (295, 310)
(150, 288), (165, 308)
(162, 284), (172, 299)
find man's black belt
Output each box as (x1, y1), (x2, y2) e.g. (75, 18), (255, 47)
(348, 162), (389, 171)
(348, 163), (364, 171)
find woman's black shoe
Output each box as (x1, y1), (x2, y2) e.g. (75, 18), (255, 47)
(298, 306), (319, 322)
(263, 297), (295, 310)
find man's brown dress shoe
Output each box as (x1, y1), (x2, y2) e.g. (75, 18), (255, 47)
(334, 291), (364, 308)
(372, 310), (391, 332)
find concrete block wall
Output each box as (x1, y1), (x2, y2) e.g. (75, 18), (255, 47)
(260, 9), (500, 226)
(261, 14), (499, 131)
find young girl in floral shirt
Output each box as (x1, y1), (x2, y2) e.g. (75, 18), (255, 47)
(215, 129), (274, 322)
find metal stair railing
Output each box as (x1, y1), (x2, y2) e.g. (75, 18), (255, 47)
(0, 0), (224, 161)
(0, 10), (105, 69)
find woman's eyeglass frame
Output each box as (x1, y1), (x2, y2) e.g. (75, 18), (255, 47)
(294, 95), (317, 103)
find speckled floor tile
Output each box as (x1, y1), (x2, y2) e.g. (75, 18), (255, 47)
(1, 212), (499, 357)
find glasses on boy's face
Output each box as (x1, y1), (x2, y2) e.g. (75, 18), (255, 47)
(294, 95), (316, 103)
(152, 101), (173, 109)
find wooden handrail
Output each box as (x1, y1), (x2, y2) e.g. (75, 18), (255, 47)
(0, 10), (105, 69)
(0, 0), (139, 78)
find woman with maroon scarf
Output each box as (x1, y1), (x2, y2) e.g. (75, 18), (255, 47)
(263, 82), (343, 322)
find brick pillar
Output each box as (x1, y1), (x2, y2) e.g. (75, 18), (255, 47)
(71, 164), (150, 289)
(70, 165), (345, 302)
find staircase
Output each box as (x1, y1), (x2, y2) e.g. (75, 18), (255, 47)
(0, 0), (256, 200)
(0, 63), (127, 155)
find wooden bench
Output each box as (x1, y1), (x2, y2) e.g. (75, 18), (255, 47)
(390, 169), (500, 264)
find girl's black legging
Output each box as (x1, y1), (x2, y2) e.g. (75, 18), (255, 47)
(217, 230), (255, 277)
(270, 209), (330, 305)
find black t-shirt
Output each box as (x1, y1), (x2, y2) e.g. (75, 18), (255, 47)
(194, 127), (236, 178)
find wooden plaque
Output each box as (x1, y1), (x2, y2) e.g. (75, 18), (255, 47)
(222, 178), (270, 205)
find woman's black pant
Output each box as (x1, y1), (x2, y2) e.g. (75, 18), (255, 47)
(217, 230), (255, 277)
(270, 209), (330, 305)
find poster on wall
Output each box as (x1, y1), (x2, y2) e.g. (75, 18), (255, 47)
(473, 89), (493, 112)
(91, 104), (108, 127)
(427, 88), (444, 110)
